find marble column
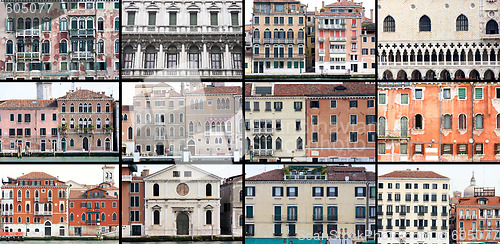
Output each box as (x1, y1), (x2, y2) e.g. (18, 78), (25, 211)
(135, 43), (142, 69)
(224, 43), (231, 70)
(158, 43), (164, 69)
(203, 43), (209, 70)
(181, 44), (187, 69)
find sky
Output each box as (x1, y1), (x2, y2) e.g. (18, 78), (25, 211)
(0, 82), (119, 101)
(378, 164), (500, 194)
(134, 164), (243, 180)
(245, 164), (376, 178)
(245, 0), (375, 24)
(122, 82), (242, 105)
(0, 164), (119, 187)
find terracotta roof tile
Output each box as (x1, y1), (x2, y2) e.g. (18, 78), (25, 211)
(247, 166), (374, 181)
(316, 12), (362, 17)
(246, 83), (375, 97)
(58, 89), (113, 100)
(379, 170), (449, 179)
(69, 189), (118, 199)
(325, 1), (363, 7)
(169, 90), (183, 97)
(0, 99), (57, 109)
(186, 86), (242, 95)
(245, 83), (252, 96)
(457, 196), (500, 206)
(18, 172), (58, 180)
(135, 82), (172, 88)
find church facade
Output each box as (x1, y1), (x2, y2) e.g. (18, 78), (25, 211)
(143, 164), (222, 236)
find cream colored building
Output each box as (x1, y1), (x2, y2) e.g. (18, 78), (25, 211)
(245, 165), (376, 241)
(244, 82), (306, 162)
(378, 170), (450, 244)
(143, 164), (222, 237)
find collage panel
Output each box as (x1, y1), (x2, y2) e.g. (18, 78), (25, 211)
(0, 164), (119, 242)
(121, 0), (243, 80)
(377, 82), (500, 162)
(244, 164), (376, 244)
(244, 82), (376, 162)
(378, 164), (500, 244)
(121, 163), (243, 242)
(0, 82), (119, 162)
(121, 81), (243, 163)
(0, 1), (119, 80)
(245, 0), (376, 79)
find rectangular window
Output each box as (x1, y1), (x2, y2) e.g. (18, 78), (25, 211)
(210, 12), (218, 26)
(330, 100), (336, 108)
(475, 143), (484, 154)
(274, 102), (283, 111)
(312, 115), (318, 125)
(287, 187), (298, 197)
(415, 88), (423, 99)
(312, 132), (318, 142)
(253, 102), (259, 111)
(265, 102), (271, 111)
(327, 187), (338, 197)
(330, 115), (337, 125)
(310, 101), (319, 108)
(312, 187), (323, 197)
(379, 93), (386, 104)
(330, 132), (337, 142)
(349, 131), (358, 143)
(245, 186), (255, 197)
(443, 88), (451, 99)
(368, 132), (375, 142)
(400, 143), (408, 155)
(378, 143), (386, 154)
(367, 99), (374, 108)
(350, 115), (357, 125)
(355, 206), (366, 218)
(272, 187), (283, 197)
(349, 100), (358, 108)
(294, 102), (302, 111)
(458, 87), (467, 99)
(401, 94), (409, 104)
(190, 13), (197, 26)
(475, 87), (483, 100)
(442, 144), (452, 154)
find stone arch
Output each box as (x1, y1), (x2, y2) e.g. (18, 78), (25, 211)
(484, 69), (495, 80)
(469, 69), (480, 80)
(396, 70), (408, 80)
(383, 70), (394, 80)
(411, 70), (422, 80)
(454, 69), (465, 79)
(440, 70), (451, 80)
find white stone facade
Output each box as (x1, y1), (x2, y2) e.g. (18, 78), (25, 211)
(122, 0), (243, 79)
(378, 0), (500, 80)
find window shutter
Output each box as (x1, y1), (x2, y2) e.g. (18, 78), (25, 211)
(149, 12), (156, 25)
(441, 143), (444, 155)
(231, 13), (238, 26)
(450, 114), (453, 129)
(169, 12), (176, 26)
(211, 13), (217, 26)
(190, 13), (197, 25)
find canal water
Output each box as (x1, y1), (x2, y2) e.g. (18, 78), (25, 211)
(0, 157), (118, 162)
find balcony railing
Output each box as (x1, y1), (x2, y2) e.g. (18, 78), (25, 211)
(327, 215), (338, 221)
(122, 175), (132, 182)
(418, 212), (425, 216)
(48, 197), (52, 202)
(399, 226), (406, 230)
(69, 29), (95, 37)
(431, 212), (437, 216)
(16, 29), (40, 37)
(418, 226), (424, 230)
(71, 52), (95, 59)
(318, 36), (325, 42)
(273, 215), (283, 222)
(253, 38), (261, 44)
(459, 215), (464, 219)
(442, 226), (448, 230)
(386, 225), (393, 230)
(318, 24), (345, 29)
(86, 220), (101, 225)
(330, 49), (346, 53)
(319, 49), (325, 54)
(122, 68), (242, 77)
(253, 149), (273, 156)
(330, 37), (347, 42)
(378, 211), (384, 215)
(386, 212), (393, 216)
(154, 136), (165, 140)
(34, 211), (52, 215)
(297, 38), (305, 44)
(34, 197), (39, 201)
(472, 215), (477, 219)
(253, 128), (273, 134)
(431, 226), (437, 230)
(313, 215), (323, 221)
(378, 130), (410, 138)
(284, 174), (327, 180)
(442, 212), (448, 216)
(400, 212), (406, 216)
(287, 215), (297, 222)
(466, 215), (471, 219)
(2, 210), (13, 215)
(16, 52), (40, 60)
(123, 25), (242, 34)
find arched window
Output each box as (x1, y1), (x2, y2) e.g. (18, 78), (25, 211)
(179, 127), (184, 136)
(180, 113), (184, 123)
(169, 113), (174, 123)
(227, 121), (232, 132)
(97, 103), (101, 112)
(59, 40), (68, 54)
(70, 213), (74, 221)
(128, 127), (133, 140)
(60, 17), (68, 31)
(82, 213), (86, 221)
(113, 213), (117, 221)
(6, 18), (13, 32)
(267, 136), (272, 149)
(136, 114), (141, 123)
(167, 45), (178, 68)
(146, 127), (151, 137)
(145, 45), (157, 69)
(97, 139), (102, 147)
(61, 103), (66, 113)
(78, 103), (83, 113)
(136, 127), (141, 137)
(206, 184), (212, 197)
(476, 114), (484, 129)
(42, 17), (51, 31)
(101, 213), (106, 221)
(443, 114), (452, 129)
(459, 114), (467, 129)
(400, 116), (408, 137)
(206, 210), (212, 224)
(378, 117), (386, 136)
(205, 121), (210, 132)
(189, 121), (194, 133)
(486, 20), (499, 34)
(169, 127), (174, 137)
(146, 114), (151, 123)
(6, 40), (13, 55)
(188, 45), (200, 69)
(276, 137), (282, 150)
(70, 103), (75, 112)
(70, 139), (74, 147)
(114, 17), (119, 31)
(98, 17), (104, 31)
(415, 114), (423, 129)
(383, 16), (395, 32)
(296, 137), (303, 150)
(105, 103), (110, 113)
(26, 190), (30, 199)
(153, 210), (160, 225)
(456, 14), (468, 31)
(153, 183), (160, 196)
(419, 15), (431, 32)
(88, 103), (92, 113)
(210, 45), (222, 70)
(96, 118), (101, 129)
(253, 136), (259, 149)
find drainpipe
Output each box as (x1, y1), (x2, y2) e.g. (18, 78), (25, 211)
(471, 82), (475, 162)
(365, 181), (369, 241)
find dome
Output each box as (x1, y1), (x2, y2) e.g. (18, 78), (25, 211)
(463, 172), (476, 197)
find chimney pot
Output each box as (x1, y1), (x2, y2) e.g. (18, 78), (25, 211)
(322, 1), (324, 8)
(370, 9), (373, 20)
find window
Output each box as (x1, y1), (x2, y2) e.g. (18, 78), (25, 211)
(153, 184), (159, 196)
(294, 101), (302, 111)
(415, 88), (423, 99)
(419, 15), (431, 32)
(312, 132), (318, 142)
(349, 100), (358, 108)
(367, 100), (374, 108)
(287, 187), (298, 197)
(442, 144), (452, 154)
(190, 12), (197, 25)
(350, 132), (358, 143)
(415, 144), (424, 154)
(310, 101), (319, 108)
(476, 114), (484, 129)
(312, 115), (318, 125)
(383, 16), (395, 32)
(330, 132), (337, 142)
(330, 115), (337, 125)
(459, 114), (467, 129)
(245, 186), (255, 197)
(475, 143), (484, 154)
(272, 187), (283, 197)
(443, 88), (451, 99)
(368, 132), (376, 142)
(415, 114), (423, 129)
(475, 87), (483, 100)
(400, 143), (408, 155)
(456, 14), (468, 31)
(443, 114), (452, 129)
(330, 100), (337, 108)
(350, 115), (357, 125)
(297, 137), (303, 149)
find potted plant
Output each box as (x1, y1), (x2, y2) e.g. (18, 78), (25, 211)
(320, 7), (326, 12)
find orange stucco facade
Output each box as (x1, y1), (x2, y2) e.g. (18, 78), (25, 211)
(378, 82), (500, 162)
(456, 196), (500, 242)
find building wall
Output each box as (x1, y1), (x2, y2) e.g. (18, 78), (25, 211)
(0, 107), (58, 153)
(121, 166), (146, 237)
(121, 0), (242, 79)
(0, 0), (119, 79)
(378, 177), (450, 244)
(121, 107), (135, 155)
(456, 197), (500, 242)
(221, 177), (243, 236)
(305, 97), (376, 161)
(68, 197), (119, 236)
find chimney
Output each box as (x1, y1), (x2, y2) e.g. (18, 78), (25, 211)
(363, 8), (365, 18)
(315, 6), (317, 13)
(322, 1), (324, 8)
(141, 169), (150, 177)
(370, 9), (373, 20)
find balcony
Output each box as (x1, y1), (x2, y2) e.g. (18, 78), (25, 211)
(480, 225), (485, 229)
(378, 130), (410, 138)
(330, 37), (347, 42)
(386, 212), (393, 216)
(284, 174), (327, 180)
(472, 215), (477, 219)
(71, 52), (95, 60)
(431, 226), (437, 230)
(122, 25), (242, 34)
(17, 197), (22, 202)
(16, 52), (40, 60)
(459, 215), (464, 219)
(482, 34), (500, 40)
(386, 225), (393, 230)
(400, 212), (406, 216)
(122, 68), (242, 78)
(34, 197), (39, 202)
(253, 38), (261, 44)
(297, 38), (305, 44)
(327, 215), (338, 221)
(34, 211), (52, 215)
(2, 210), (13, 215)
(154, 136), (165, 140)
(253, 149), (273, 156)
(154, 122), (165, 125)
(263, 38), (272, 44)
(330, 49), (347, 53)
(442, 226), (448, 230)
(319, 49), (325, 54)
(418, 212), (425, 216)
(48, 197), (52, 202)
(313, 215), (323, 222)
(318, 36), (325, 42)
(253, 128), (273, 134)
(378, 211), (384, 216)
(318, 24), (345, 30)
(273, 215), (283, 222)
(287, 215), (297, 222)
(69, 29), (95, 37)
(466, 215), (471, 219)
(431, 212), (438, 216)
(122, 175), (132, 182)
(16, 29), (40, 37)
(285, 38), (295, 44)
(418, 226), (424, 230)
(77, 128), (94, 134)
(86, 220), (101, 225)
(399, 226), (406, 230)
(442, 212), (448, 216)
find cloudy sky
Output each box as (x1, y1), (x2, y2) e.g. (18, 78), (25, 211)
(0, 82), (119, 101)
(0, 164), (119, 187)
(378, 164), (500, 194)
(245, 0), (375, 24)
